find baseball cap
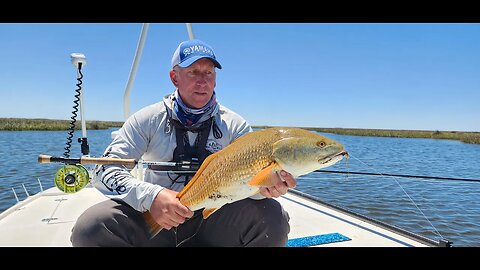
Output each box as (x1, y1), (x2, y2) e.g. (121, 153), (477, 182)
(171, 39), (222, 69)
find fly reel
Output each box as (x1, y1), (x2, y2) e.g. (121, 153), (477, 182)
(54, 164), (89, 193)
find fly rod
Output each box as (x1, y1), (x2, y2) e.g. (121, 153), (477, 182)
(314, 169), (480, 183)
(39, 154), (200, 194)
(39, 155), (480, 183)
(38, 154), (199, 168)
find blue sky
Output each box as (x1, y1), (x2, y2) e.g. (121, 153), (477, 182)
(1, 23), (479, 131)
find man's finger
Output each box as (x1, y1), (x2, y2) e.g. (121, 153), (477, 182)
(275, 182), (289, 195)
(176, 204), (194, 218)
(260, 187), (273, 198)
(281, 170), (297, 188)
(268, 186), (282, 198)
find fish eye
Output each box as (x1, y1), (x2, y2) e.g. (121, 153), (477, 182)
(316, 141), (326, 147)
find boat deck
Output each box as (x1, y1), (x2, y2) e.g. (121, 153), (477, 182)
(0, 185), (434, 247)
(0, 186), (107, 246)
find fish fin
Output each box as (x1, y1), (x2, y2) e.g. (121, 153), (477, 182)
(202, 207), (219, 219)
(177, 150), (220, 200)
(248, 163), (281, 187)
(143, 211), (163, 239)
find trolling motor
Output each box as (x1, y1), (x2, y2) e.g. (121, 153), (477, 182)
(51, 53), (90, 193)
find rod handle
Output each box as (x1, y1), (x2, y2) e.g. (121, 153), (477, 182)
(37, 154), (137, 167)
(38, 154), (53, 164)
(80, 156), (137, 166)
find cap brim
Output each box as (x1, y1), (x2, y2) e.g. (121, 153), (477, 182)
(178, 56), (222, 69)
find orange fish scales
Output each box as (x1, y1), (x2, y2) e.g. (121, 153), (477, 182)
(178, 133), (276, 207)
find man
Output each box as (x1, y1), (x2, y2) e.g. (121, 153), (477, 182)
(71, 39), (296, 247)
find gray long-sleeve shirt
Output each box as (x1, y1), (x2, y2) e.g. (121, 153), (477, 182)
(91, 96), (252, 212)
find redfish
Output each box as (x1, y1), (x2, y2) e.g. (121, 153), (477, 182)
(144, 127), (348, 238)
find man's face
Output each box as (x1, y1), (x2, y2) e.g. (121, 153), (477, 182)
(171, 58), (216, 109)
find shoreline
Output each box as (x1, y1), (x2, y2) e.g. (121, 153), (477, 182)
(256, 126), (480, 145)
(1, 118), (479, 144)
(0, 118), (124, 131)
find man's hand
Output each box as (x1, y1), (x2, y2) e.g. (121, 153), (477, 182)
(149, 188), (194, 230)
(259, 170), (297, 198)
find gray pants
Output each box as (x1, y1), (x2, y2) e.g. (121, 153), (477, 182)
(71, 197), (290, 247)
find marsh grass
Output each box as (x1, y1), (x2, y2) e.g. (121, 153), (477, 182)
(3, 119), (479, 144)
(0, 118), (124, 131)
(256, 126), (480, 145)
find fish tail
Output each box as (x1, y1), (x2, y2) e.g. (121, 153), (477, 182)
(143, 211), (163, 239)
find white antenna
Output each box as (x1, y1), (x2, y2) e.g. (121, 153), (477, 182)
(123, 23), (149, 120)
(71, 53), (88, 140)
(186, 23), (195, 40)
(70, 53), (89, 156)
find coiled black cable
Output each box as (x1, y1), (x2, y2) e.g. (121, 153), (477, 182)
(64, 63), (83, 158)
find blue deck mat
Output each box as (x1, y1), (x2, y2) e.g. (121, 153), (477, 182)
(286, 233), (351, 247)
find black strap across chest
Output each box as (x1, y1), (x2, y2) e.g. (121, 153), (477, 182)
(148, 117), (214, 177)
(172, 117), (213, 167)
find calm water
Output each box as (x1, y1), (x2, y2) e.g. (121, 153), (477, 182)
(1, 129), (479, 246)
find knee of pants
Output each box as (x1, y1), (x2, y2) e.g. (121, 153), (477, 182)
(246, 199), (291, 244)
(70, 207), (104, 246)
(70, 200), (126, 247)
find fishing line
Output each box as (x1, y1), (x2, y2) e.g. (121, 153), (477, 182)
(345, 152), (349, 181)
(348, 153), (445, 240)
(315, 169), (480, 183)
(174, 212), (204, 247)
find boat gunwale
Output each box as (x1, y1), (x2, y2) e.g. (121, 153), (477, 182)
(287, 188), (446, 247)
